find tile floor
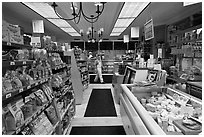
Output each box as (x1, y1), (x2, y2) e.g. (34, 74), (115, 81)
(67, 84), (123, 134)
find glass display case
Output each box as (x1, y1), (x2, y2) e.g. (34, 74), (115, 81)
(119, 66), (202, 135)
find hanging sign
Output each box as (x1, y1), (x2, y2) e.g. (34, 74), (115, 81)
(144, 19), (154, 41)
(158, 48), (162, 58)
(123, 35), (129, 43)
(131, 27), (139, 38)
(32, 20), (44, 33)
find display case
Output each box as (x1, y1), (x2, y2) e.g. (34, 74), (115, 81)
(119, 66), (202, 135)
(120, 84), (202, 135)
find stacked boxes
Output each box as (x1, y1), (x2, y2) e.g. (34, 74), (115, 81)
(2, 20), (24, 44)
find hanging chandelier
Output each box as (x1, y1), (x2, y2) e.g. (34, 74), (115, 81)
(51, 2), (106, 24)
(80, 15), (104, 43)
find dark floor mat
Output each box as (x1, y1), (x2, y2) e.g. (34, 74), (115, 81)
(70, 126), (126, 135)
(89, 74), (113, 84)
(84, 89), (117, 117)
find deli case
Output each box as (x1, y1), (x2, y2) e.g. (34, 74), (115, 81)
(119, 66), (202, 135)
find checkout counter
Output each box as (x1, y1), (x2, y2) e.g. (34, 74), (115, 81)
(114, 66), (202, 135)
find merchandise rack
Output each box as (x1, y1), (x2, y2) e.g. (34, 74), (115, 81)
(60, 99), (75, 120)
(7, 99), (53, 135)
(2, 41), (32, 49)
(2, 38), (75, 135)
(2, 60), (37, 67)
(2, 75), (52, 102)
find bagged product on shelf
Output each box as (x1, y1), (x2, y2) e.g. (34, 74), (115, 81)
(41, 84), (54, 101)
(34, 89), (48, 106)
(29, 112), (54, 135)
(2, 77), (13, 93)
(4, 110), (16, 132)
(44, 105), (59, 125)
(2, 110), (7, 134)
(20, 126), (35, 135)
(21, 93), (37, 119)
(29, 66), (38, 80)
(7, 99), (24, 128)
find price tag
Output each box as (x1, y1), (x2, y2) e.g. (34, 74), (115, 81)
(23, 61), (26, 65)
(16, 127), (21, 134)
(33, 113), (37, 118)
(6, 93), (11, 98)
(19, 88), (24, 93)
(27, 85), (31, 89)
(7, 42), (11, 46)
(25, 119), (30, 125)
(10, 62), (15, 65)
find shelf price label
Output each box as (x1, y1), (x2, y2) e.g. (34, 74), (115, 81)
(7, 42), (11, 46)
(19, 88), (24, 93)
(27, 85), (31, 89)
(10, 62), (15, 65)
(6, 93), (11, 99)
(16, 127), (21, 134)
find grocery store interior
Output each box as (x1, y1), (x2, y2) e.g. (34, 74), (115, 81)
(2, 1), (202, 135)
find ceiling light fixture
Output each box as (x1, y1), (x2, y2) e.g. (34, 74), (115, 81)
(51, 2), (106, 24)
(110, 2), (149, 36)
(80, 15), (104, 43)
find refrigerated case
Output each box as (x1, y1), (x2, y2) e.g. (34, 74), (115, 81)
(119, 66), (202, 135)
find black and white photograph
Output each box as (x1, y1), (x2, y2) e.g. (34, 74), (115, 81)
(1, 1), (202, 135)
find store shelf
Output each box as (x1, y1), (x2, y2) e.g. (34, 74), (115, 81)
(2, 41), (32, 49)
(60, 99), (74, 120)
(56, 86), (72, 102)
(82, 78), (89, 82)
(2, 60), (36, 67)
(46, 49), (63, 54)
(169, 38), (202, 45)
(78, 65), (87, 68)
(11, 99), (53, 135)
(2, 75), (52, 102)
(81, 70), (88, 75)
(52, 64), (67, 70)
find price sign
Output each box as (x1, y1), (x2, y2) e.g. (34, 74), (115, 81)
(7, 42), (11, 46)
(10, 62), (15, 65)
(6, 93), (11, 98)
(27, 85), (31, 89)
(19, 88), (24, 93)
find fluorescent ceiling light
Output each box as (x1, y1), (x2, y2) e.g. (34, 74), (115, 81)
(23, 2), (80, 36)
(110, 2), (149, 36)
(119, 2), (149, 18)
(69, 33), (81, 36)
(48, 19), (71, 28)
(183, 2), (200, 6)
(61, 27), (77, 33)
(23, 2), (58, 18)
(115, 18), (134, 27)
(112, 27), (126, 33)
(110, 32), (121, 36)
